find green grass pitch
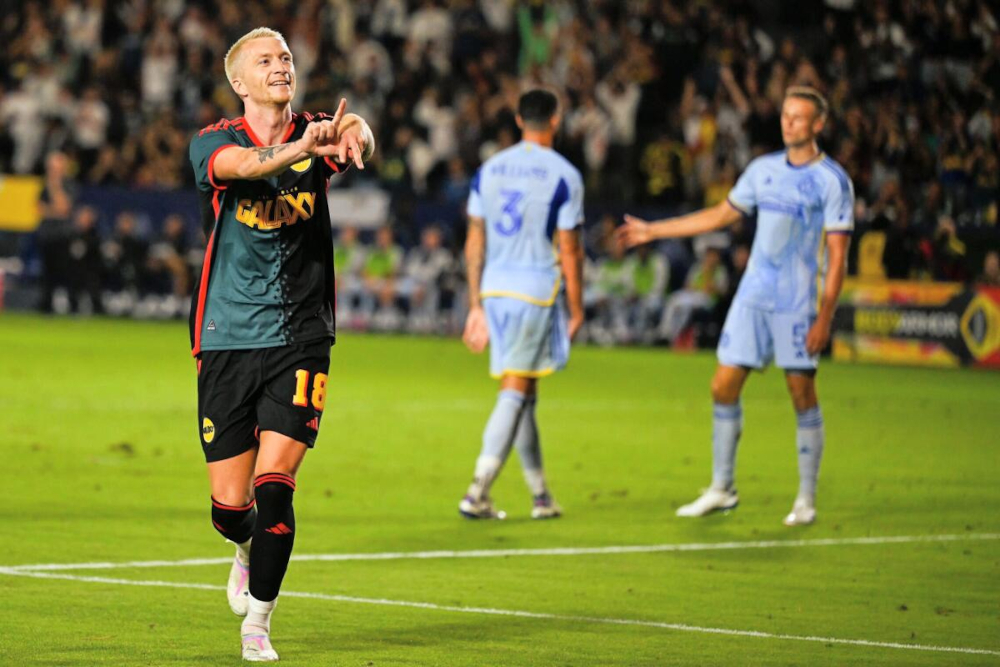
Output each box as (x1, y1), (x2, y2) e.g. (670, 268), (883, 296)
(1, 313), (998, 666)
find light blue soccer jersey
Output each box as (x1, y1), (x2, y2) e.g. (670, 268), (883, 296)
(468, 141), (584, 305)
(727, 152), (854, 314)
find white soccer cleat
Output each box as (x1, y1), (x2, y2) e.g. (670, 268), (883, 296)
(675, 487), (739, 517)
(241, 632), (279, 662)
(459, 494), (506, 520)
(783, 497), (817, 526)
(531, 493), (562, 519)
(227, 552), (251, 616)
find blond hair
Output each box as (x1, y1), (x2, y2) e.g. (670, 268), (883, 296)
(785, 86), (829, 119)
(224, 27), (288, 82)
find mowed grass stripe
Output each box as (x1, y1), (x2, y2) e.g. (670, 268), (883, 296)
(2, 568), (998, 658)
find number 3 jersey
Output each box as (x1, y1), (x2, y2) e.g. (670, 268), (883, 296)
(188, 113), (345, 356)
(467, 141), (584, 306)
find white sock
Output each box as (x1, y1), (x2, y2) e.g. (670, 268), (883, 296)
(242, 594), (276, 635)
(522, 468), (548, 497)
(469, 455), (503, 499)
(236, 538), (252, 566)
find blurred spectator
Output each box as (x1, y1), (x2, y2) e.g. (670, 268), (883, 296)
(103, 211), (148, 298)
(629, 245), (670, 344)
(65, 205), (104, 315)
(36, 152), (75, 313)
(639, 129), (689, 205)
(922, 217), (969, 283)
(334, 226), (367, 322)
(596, 68), (641, 200)
(588, 220), (633, 344)
(977, 250), (1000, 287)
(147, 214), (193, 303)
(399, 225), (453, 332)
(658, 247), (728, 344)
(363, 226), (403, 328)
(73, 87), (110, 173)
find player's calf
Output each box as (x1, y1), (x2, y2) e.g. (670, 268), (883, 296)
(212, 497), (256, 616)
(248, 473), (296, 603)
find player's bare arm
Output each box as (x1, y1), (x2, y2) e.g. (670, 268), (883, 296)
(806, 233), (850, 355)
(212, 99), (373, 181)
(462, 215), (488, 353)
(558, 228), (585, 340)
(617, 200), (743, 247)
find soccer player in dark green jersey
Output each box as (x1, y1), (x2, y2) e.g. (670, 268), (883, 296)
(188, 26), (374, 662)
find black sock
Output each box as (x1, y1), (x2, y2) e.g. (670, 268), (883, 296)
(211, 497), (256, 544)
(248, 473), (296, 602)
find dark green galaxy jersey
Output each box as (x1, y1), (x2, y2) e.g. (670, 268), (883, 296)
(188, 113), (345, 355)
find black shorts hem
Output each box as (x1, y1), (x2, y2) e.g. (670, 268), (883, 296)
(203, 437), (258, 463)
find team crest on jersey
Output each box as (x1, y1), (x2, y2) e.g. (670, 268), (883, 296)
(797, 175), (819, 197)
(290, 158), (312, 173)
(202, 417), (216, 444)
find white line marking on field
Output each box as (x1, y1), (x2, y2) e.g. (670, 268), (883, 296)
(0, 567), (997, 658)
(6, 532), (998, 572)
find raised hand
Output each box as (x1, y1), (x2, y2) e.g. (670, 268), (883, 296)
(616, 214), (654, 248)
(328, 115), (371, 170)
(299, 98), (347, 155)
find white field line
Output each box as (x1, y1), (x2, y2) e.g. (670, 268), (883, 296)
(6, 532), (999, 573)
(0, 568), (997, 658)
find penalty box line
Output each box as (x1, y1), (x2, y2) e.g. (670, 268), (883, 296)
(5, 532), (1000, 573)
(0, 567), (997, 658)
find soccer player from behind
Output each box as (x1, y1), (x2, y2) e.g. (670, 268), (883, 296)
(460, 89), (585, 520)
(188, 27), (373, 661)
(618, 87), (853, 526)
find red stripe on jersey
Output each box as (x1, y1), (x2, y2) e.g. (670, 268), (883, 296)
(323, 156), (342, 174)
(236, 117), (264, 146)
(192, 227), (217, 357)
(207, 144), (238, 191)
(234, 116), (297, 147)
(281, 117), (296, 143)
(198, 118), (236, 136)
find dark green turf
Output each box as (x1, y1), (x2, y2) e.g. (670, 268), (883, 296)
(1, 314), (998, 665)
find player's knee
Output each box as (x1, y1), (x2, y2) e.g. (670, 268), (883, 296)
(710, 375), (739, 404)
(253, 473), (296, 535)
(211, 497), (256, 544)
(786, 380), (817, 411)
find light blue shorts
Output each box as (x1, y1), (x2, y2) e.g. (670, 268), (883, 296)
(717, 301), (818, 371)
(484, 296), (570, 379)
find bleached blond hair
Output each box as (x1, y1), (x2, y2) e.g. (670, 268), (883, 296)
(224, 27), (288, 83)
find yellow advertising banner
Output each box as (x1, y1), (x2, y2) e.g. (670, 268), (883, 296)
(0, 175), (43, 232)
(833, 279), (1000, 369)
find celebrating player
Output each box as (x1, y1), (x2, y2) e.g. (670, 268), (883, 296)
(188, 27), (373, 662)
(618, 87), (853, 526)
(459, 89), (585, 520)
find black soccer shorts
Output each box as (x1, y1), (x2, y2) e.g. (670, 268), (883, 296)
(197, 340), (331, 462)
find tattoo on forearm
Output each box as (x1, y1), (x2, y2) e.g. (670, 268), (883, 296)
(253, 143), (290, 164)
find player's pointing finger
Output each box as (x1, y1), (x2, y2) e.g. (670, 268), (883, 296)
(331, 98), (347, 130)
(349, 136), (365, 170)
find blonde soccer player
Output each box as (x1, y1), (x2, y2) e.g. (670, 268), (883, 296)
(188, 27), (373, 661)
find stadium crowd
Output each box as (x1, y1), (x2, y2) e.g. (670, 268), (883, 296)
(2, 0), (999, 342)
